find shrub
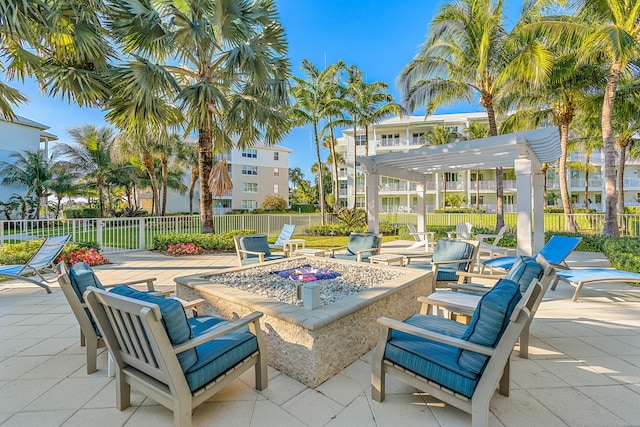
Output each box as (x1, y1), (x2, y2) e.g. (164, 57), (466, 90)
(624, 206), (640, 214)
(543, 231), (609, 252)
(82, 208), (101, 218)
(58, 247), (109, 267)
(152, 229), (255, 251)
(306, 224), (365, 236)
(545, 207), (597, 213)
(166, 243), (203, 256)
(290, 203), (316, 213)
(0, 240), (43, 265)
(432, 208), (485, 213)
(602, 238), (640, 273)
(336, 208), (367, 228)
(261, 194), (288, 211)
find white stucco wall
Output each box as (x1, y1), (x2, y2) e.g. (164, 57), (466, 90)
(0, 120), (43, 203)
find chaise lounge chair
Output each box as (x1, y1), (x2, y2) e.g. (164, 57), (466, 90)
(481, 235), (581, 273)
(371, 277), (545, 427)
(551, 268), (640, 302)
(269, 223), (296, 255)
(0, 234), (70, 293)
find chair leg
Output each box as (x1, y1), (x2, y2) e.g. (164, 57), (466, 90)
(80, 330), (86, 347)
(519, 322), (530, 359)
(174, 401), (192, 427)
(255, 354), (268, 391)
(115, 371), (131, 410)
(86, 337), (97, 374)
(471, 398), (490, 427)
(498, 361), (510, 397)
(371, 330), (389, 402)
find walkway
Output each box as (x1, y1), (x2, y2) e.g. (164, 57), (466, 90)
(1, 245), (639, 426)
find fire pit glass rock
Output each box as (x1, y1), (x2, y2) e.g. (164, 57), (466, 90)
(276, 265), (341, 282)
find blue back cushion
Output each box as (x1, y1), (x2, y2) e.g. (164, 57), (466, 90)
(68, 262), (105, 303)
(505, 256), (544, 293)
(109, 285), (198, 372)
(239, 235), (271, 258)
(458, 279), (521, 374)
(347, 233), (380, 255)
(432, 239), (474, 272)
(274, 224), (296, 246)
(539, 236), (581, 265)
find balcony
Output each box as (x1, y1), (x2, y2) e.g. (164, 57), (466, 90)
(571, 178), (603, 188)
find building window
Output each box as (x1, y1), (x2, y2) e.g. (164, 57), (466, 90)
(595, 194), (602, 203)
(227, 164), (232, 174)
(505, 195), (515, 205)
(274, 167), (279, 177)
(242, 200), (258, 210)
(381, 134), (400, 146)
(444, 172), (458, 182)
(470, 173), (483, 181)
(355, 135), (366, 146)
(274, 151), (279, 161)
(412, 132), (426, 143)
(445, 125), (458, 133)
(471, 195), (484, 204)
(242, 165), (258, 175)
(274, 184), (279, 194)
(241, 149), (257, 158)
(242, 182), (258, 192)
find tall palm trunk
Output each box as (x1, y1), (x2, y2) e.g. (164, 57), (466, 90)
(198, 128), (214, 233)
(313, 121), (325, 224)
(97, 176), (105, 217)
(352, 121), (358, 209)
(328, 125), (339, 210)
(189, 168), (198, 215)
(558, 121), (575, 231)
(617, 142), (628, 216)
(484, 99), (504, 229)
(442, 174), (447, 208)
(584, 154), (591, 209)
(475, 171), (480, 210)
(602, 62), (621, 236)
(141, 153), (160, 216)
(161, 155), (169, 216)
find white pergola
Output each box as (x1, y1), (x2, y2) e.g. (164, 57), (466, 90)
(358, 127), (561, 255)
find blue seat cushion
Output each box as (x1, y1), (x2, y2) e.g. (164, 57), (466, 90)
(432, 239), (474, 277)
(109, 285), (198, 372)
(384, 314), (480, 398)
(482, 256), (517, 270)
(405, 262), (459, 282)
(184, 320), (258, 392)
(458, 279), (521, 374)
(239, 235), (271, 258)
(505, 256), (544, 293)
(68, 262), (105, 303)
(346, 233), (380, 256)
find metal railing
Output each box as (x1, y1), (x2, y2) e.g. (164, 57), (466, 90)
(0, 214), (324, 254)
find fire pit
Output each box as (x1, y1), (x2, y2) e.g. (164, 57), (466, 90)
(175, 257), (432, 387)
(277, 265), (341, 282)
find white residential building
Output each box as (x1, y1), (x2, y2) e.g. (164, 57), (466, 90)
(160, 141), (291, 213)
(0, 115), (57, 203)
(335, 113), (637, 213)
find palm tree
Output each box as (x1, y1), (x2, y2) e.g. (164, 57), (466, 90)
(569, 113), (603, 210)
(399, 0), (551, 229)
(289, 167), (305, 193)
(462, 123), (490, 210)
(291, 59), (332, 223)
(176, 142), (200, 215)
(47, 161), (80, 218)
(107, 0), (290, 233)
(423, 126), (462, 208)
(499, 53), (603, 231)
(0, 150), (50, 219)
(56, 125), (115, 217)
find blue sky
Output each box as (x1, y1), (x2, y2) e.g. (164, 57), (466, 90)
(10, 0), (524, 179)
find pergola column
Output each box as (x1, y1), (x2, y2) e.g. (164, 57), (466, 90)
(366, 172), (380, 233)
(416, 180), (426, 232)
(515, 158), (533, 256)
(533, 173), (545, 252)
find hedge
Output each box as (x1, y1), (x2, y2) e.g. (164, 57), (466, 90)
(152, 229), (255, 251)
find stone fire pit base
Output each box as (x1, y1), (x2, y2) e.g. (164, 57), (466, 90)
(175, 257), (432, 387)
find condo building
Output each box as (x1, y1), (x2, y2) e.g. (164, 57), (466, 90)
(335, 113), (638, 213)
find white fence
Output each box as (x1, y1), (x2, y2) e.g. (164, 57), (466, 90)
(2, 212), (639, 254)
(0, 214), (325, 254)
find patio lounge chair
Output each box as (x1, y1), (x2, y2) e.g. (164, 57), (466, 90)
(371, 277), (544, 427)
(447, 221), (473, 240)
(407, 238), (480, 291)
(58, 261), (203, 374)
(269, 223), (296, 255)
(420, 256), (554, 358)
(234, 234), (288, 266)
(329, 232), (382, 262)
(84, 285), (267, 427)
(551, 268), (640, 302)
(0, 234), (70, 293)
(405, 223), (435, 252)
(481, 235), (581, 273)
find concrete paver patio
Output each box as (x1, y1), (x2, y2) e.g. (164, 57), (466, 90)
(1, 244), (639, 426)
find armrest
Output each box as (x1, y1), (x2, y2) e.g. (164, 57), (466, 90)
(455, 271), (505, 283)
(356, 247), (381, 262)
(173, 311), (263, 353)
(238, 249), (266, 262)
(173, 297), (206, 316)
(475, 233), (499, 243)
(447, 283), (493, 294)
(376, 316), (494, 356)
(329, 245), (348, 256)
(417, 295), (478, 314)
(117, 277), (158, 291)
